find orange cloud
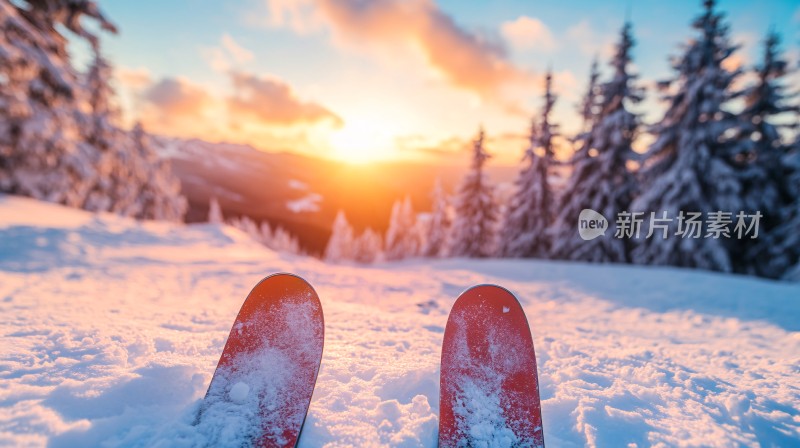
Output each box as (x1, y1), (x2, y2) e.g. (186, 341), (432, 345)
(116, 66), (152, 89)
(134, 77), (220, 139)
(266, 0), (530, 99)
(132, 72), (341, 154)
(227, 71), (343, 127)
(142, 77), (213, 117)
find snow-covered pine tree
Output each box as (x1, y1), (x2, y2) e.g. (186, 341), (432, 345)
(86, 56), (187, 221)
(384, 196), (420, 261)
(739, 30), (795, 184)
(229, 215), (262, 242)
(736, 30), (799, 277)
(550, 22), (642, 263)
(324, 210), (354, 262)
(0, 0), (115, 207)
(208, 197), (224, 224)
(498, 72), (558, 258)
(129, 123), (187, 221)
(384, 199), (404, 261)
(269, 226), (301, 255)
(422, 179), (451, 257)
(259, 221), (274, 244)
(449, 128), (498, 258)
(81, 53), (134, 214)
(353, 228), (383, 264)
(631, 0), (745, 272)
(578, 58), (601, 133)
(226, 217), (301, 254)
(779, 148), (800, 281)
(0, 0), (187, 221)
(748, 139), (800, 280)
(79, 36), (186, 221)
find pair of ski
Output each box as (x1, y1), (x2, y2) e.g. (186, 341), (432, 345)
(197, 273), (544, 447)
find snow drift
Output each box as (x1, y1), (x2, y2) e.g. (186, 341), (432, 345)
(0, 194), (798, 447)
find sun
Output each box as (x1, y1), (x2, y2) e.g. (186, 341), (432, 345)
(329, 119), (395, 164)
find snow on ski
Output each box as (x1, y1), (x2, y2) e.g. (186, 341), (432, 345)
(196, 273), (324, 447)
(439, 284), (544, 448)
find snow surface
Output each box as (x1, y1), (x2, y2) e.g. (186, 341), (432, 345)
(1, 195), (799, 447)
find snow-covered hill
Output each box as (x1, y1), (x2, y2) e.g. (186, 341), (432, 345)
(155, 137), (523, 255)
(1, 195), (798, 447)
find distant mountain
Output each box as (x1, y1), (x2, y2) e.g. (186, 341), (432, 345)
(154, 137), (518, 255)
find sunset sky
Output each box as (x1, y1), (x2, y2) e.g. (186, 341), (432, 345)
(81, 0), (800, 165)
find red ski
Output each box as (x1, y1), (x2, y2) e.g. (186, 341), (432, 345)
(439, 284), (544, 448)
(197, 273), (324, 448)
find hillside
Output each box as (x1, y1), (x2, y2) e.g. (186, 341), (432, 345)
(157, 138), (520, 255)
(0, 195), (798, 447)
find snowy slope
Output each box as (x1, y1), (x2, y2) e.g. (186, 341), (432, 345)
(1, 195), (799, 447)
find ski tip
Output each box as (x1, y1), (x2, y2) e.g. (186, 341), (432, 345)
(250, 272), (320, 299)
(252, 271), (314, 289)
(244, 272), (324, 328)
(458, 283), (520, 301)
(454, 283), (524, 310)
(448, 283), (528, 324)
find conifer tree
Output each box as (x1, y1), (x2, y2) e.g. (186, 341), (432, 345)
(324, 210), (354, 262)
(129, 123), (187, 221)
(0, 0), (187, 221)
(422, 179), (450, 257)
(229, 215), (262, 242)
(737, 30), (799, 277)
(499, 72), (558, 258)
(749, 139), (800, 280)
(208, 197), (224, 224)
(631, 0), (745, 272)
(269, 226), (301, 255)
(550, 22), (642, 263)
(449, 128), (498, 258)
(578, 58), (601, 132)
(0, 0), (115, 207)
(353, 228), (383, 264)
(385, 196), (420, 261)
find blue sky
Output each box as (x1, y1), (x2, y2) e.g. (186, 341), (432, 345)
(81, 0), (800, 164)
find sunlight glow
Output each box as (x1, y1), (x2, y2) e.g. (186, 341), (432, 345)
(329, 119), (396, 164)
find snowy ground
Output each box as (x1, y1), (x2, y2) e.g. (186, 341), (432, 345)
(1, 195), (799, 447)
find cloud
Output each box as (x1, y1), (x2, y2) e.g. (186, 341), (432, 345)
(395, 134), (469, 157)
(394, 130), (530, 165)
(222, 34), (254, 63)
(134, 77), (221, 139)
(566, 20), (614, 58)
(551, 69), (579, 102)
(129, 71), (342, 144)
(113, 67), (343, 157)
(142, 77), (213, 117)
(227, 71), (343, 127)
(263, 0), (324, 32)
(202, 34), (255, 72)
(116, 67), (152, 89)
(501, 16), (556, 53)
(264, 0), (530, 99)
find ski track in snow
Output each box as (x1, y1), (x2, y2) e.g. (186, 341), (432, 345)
(0, 195), (799, 447)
